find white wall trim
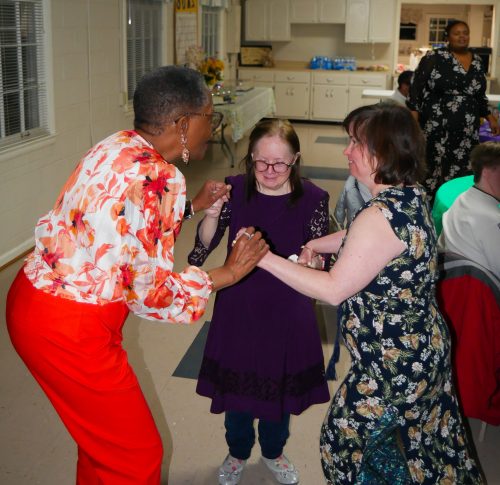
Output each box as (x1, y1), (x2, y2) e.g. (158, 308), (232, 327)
(0, 238), (33, 268)
(0, 134), (56, 163)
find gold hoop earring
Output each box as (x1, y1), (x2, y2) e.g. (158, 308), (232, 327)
(180, 131), (190, 165)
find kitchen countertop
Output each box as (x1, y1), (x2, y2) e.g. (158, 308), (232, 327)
(362, 89), (500, 104)
(238, 60), (390, 74)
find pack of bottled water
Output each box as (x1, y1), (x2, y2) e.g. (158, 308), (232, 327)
(309, 56), (357, 71)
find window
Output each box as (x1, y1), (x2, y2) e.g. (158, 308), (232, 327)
(428, 17), (455, 44)
(201, 5), (219, 58)
(0, 0), (49, 148)
(127, 0), (163, 102)
(399, 23), (417, 41)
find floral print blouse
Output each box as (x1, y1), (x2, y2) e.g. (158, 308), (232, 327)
(24, 130), (212, 323)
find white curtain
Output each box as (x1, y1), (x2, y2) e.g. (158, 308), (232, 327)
(400, 8), (423, 24)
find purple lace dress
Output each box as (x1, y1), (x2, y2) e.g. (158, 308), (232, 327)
(188, 175), (330, 421)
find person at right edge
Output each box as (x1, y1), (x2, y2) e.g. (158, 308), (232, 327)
(407, 19), (500, 202)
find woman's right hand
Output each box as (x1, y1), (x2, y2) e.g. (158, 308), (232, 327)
(207, 227), (268, 290)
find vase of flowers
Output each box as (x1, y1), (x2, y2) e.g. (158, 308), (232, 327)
(184, 45), (224, 90)
(199, 57), (224, 89)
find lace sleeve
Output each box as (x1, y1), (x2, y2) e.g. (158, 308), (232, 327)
(305, 195), (332, 270)
(187, 203), (232, 267)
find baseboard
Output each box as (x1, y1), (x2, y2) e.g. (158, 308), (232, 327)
(0, 239), (34, 271)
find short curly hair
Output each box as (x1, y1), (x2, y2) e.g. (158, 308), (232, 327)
(133, 65), (210, 135)
(342, 102), (426, 186)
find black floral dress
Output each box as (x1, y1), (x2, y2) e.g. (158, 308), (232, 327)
(407, 49), (490, 201)
(320, 186), (483, 484)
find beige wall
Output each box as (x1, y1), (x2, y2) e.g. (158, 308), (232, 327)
(0, 0), (173, 266)
(272, 24), (393, 66)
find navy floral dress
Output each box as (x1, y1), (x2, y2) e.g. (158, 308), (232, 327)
(407, 49), (490, 201)
(320, 186), (483, 484)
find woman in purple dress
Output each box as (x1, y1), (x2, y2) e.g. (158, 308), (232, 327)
(188, 119), (330, 485)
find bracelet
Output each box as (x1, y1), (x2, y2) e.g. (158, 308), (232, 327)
(184, 200), (195, 220)
(206, 271), (215, 292)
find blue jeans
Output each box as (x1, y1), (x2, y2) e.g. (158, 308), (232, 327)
(224, 411), (290, 460)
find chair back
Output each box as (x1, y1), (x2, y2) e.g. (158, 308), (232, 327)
(437, 252), (500, 425)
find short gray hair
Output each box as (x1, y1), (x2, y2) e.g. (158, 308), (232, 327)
(133, 65), (210, 134)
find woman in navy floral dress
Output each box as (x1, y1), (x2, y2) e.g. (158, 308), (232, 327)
(258, 103), (484, 484)
(407, 20), (499, 201)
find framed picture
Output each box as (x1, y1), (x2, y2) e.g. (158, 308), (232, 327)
(239, 45), (272, 67)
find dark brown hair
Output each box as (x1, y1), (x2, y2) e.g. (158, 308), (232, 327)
(242, 118), (303, 204)
(342, 102), (426, 186)
(471, 142), (500, 183)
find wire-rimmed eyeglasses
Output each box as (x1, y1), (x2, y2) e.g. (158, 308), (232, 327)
(251, 153), (299, 173)
(184, 111), (224, 132)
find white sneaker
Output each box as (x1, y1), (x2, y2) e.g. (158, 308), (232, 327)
(218, 454), (246, 485)
(262, 454), (299, 484)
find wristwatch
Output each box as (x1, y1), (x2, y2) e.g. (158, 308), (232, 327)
(184, 199), (195, 220)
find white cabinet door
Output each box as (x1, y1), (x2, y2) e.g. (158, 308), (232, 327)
(269, 0), (291, 41)
(369, 0), (395, 43)
(345, 0), (393, 43)
(290, 0), (318, 23)
(345, 0), (369, 42)
(347, 85), (378, 112)
(274, 83), (310, 119)
(311, 85), (349, 121)
(245, 0), (268, 41)
(319, 0), (346, 23)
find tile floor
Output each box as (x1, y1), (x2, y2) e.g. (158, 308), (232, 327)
(1, 122), (499, 484)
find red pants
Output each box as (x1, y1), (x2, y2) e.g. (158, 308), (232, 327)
(6, 269), (163, 484)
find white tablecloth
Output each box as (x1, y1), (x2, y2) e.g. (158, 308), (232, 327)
(214, 87), (276, 143)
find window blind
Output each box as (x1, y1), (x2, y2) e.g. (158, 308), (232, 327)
(201, 6), (219, 58)
(127, 0), (163, 102)
(0, 0), (49, 147)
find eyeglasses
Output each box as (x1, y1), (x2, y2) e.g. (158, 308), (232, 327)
(251, 153), (299, 174)
(184, 111), (223, 132)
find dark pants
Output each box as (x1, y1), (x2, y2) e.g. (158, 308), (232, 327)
(224, 411), (290, 460)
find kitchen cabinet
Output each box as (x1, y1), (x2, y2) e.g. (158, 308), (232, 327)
(237, 68), (274, 87)
(238, 68), (387, 122)
(319, 0), (346, 23)
(290, 0), (346, 24)
(245, 0), (290, 42)
(347, 73), (388, 112)
(310, 72), (349, 121)
(273, 71), (311, 119)
(311, 71), (387, 121)
(345, 0), (395, 43)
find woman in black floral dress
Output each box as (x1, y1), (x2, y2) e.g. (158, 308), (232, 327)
(258, 103), (484, 484)
(407, 20), (499, 201)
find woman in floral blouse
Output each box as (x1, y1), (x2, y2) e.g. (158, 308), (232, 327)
(257, 103), (484, 484)
(6, 66), (267, 484)
(407, 20), (499, 202)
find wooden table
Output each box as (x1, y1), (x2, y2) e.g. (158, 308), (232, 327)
(213, 87), (276, 166)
